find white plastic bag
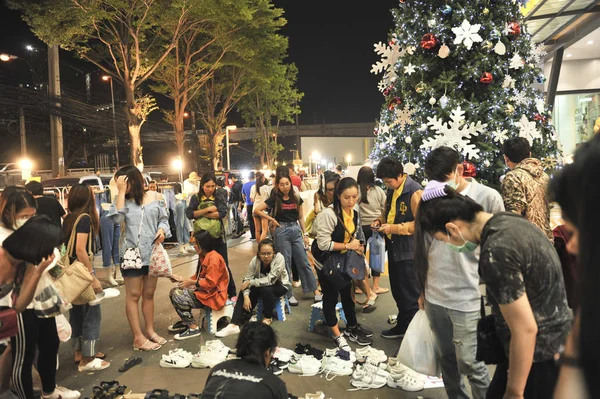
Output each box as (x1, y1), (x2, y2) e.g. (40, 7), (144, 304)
(149, 243), (172, 277)
(55, 314), (72, 342)
(396, 310), (441, 376)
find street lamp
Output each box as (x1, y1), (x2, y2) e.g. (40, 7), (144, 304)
(311, 151), (320, 175)
(225, 125), (237, 171)
(102, 75), (119, 169)
(346, 153), (352, 166)
(172, 157), (183, 184)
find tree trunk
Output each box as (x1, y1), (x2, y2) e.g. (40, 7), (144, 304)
(174, 115), (185, 161)
(124, 84), (144, 169)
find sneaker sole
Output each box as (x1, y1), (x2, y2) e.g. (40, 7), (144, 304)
(345, 335), (373, 346)
(288, 368), (320, 376)
(174, 332), (201, 341)
(381, 333), (404, 339)
(191, 362), (209, 368)
(350, 379), (387, 389)
(386, 377), (424, 392)
(159, 360), (189, 368)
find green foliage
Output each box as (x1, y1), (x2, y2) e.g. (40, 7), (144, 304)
(370, 0), (560, 187)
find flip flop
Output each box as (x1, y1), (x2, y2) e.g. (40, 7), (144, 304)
(119, 357), (143, 372)
(133, 339), (161, 351)
(362, 299), (377, 314)
(149, 333), (167, 345)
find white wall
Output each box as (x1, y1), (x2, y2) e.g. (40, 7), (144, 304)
(300, 137), (374, 167)
(544, 59), (600, 92)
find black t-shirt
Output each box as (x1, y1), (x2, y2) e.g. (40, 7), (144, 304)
(479, 212), (572, 362)
(230, 181), (243, 203)
(36, 196), (65, 227)
(201, 359), (288, 399)
(65, 215), (92, 262)
(264, 195), (303, 223)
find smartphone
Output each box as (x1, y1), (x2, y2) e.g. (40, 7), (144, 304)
(152, 236), (160, 245)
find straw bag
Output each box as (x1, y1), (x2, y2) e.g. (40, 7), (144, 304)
(50, 214), (95, 305)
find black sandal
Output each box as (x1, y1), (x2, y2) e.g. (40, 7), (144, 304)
(119, 356), (143, 372)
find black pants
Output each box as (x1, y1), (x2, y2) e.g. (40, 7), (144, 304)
(10, 310), (59, 399)
(291, 258), (299, 282)
(216, 237), (237, 298)
(316, 269), (357, 328)
(231, 284), (287, 324)
(246, 204), (256, 239)
(231, 202), (243, 234)
(388, 254), (419, 333)
(486, 358), (559, 399)
(362, 226), (380, 277)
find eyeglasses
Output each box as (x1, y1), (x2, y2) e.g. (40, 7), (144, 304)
(259, 252), (274, 257)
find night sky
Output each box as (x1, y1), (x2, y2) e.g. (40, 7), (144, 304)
(1, 0), (398, 125)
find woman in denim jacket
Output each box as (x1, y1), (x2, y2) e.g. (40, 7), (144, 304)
(112, 165), (171, 351)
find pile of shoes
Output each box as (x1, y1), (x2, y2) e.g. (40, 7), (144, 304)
(294, 343), (323, 360)
(144, 390), (201, 399)
(160, 349), (194, 369)
(191, 340), (231, 369)
(90, 381), (130, 399)
(288, 354), (321, 376)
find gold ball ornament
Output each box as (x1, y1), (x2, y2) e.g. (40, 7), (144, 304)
(483, 41), (493, 50)
(415, 82), (428, 94)
(483, 8), (490, 16)
(505, 104), (515, 115)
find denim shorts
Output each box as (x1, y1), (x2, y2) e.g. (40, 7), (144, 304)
(121, 265), (149, 278)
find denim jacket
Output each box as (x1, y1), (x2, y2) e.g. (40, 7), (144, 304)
(109, 198), (171, 266)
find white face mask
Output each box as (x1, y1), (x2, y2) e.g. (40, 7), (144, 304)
(14, 218), (27, 229)
(446, 167), (459, 190)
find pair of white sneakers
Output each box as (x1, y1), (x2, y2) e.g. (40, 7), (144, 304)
(386, 358), (426, 392)
(191, 340), (230, 368)
(350, 362), (390, 390)
(320, 356), (354, 380)
(272, 347), (296, 363)
(159, 348), (194, 368)
(355, 345), (388, 364)
(288, 354), (322, 376)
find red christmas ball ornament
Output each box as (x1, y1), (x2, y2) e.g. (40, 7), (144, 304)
(534, 113), (547, 123)
(388, 97), (402, 110)
(479, 72), (493, 85)
(507, 22), (521, 38)
(420, 33), (439, 50)
(462, 161), (477, 178)
(383, 85), (392, 96)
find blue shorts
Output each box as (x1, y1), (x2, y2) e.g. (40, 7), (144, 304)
(121, 265), (149, 278)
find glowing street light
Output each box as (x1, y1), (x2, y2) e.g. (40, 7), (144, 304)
(225, 125), (237, 171)
(171, 156), (184, 184)
(346, 153), (352, 166)
(19, 158), (33, 180)
(0, 53), (17, 62)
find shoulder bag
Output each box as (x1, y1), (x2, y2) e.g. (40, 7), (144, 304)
(51, 213), (95, 305)
(122, 206), (144, 270)
(475, 295), (507, 365)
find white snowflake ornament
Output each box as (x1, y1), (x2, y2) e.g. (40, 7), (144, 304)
(509, 53), (524, 69)
(502, 75), (515, 89)
(452, 19), (483, 50)
(518, 114), (542, 144)
(511, 90), (530, 106)
(421, 106), (488, 159)
(493, 129), (509, 144)
(384, 133), (397, 147)
(530, 43), (547, 63)
(371, 41), (404, 86)
(392, 105), (415, 130)
(535, 98), (545, 114)
(404, 63), (416, 75)
(377, 81), (387, 92)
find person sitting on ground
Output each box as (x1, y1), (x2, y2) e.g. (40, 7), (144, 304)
(168, 230), (229, 340)
(201, 322), (288, 399)
(216, 239), (290, 337)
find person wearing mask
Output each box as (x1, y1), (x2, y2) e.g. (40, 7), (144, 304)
(416, 147), (504, 399)
(201, 323), (288, 399)
(63, 184), (110, 372)
(241, 172), (256, 240)
(415, 181), (571, 399)
(254, 174), (321, 306)
(313, 177), (373, 350)
(552, 135), (599, 399)
(23, 182), (65, 228)
(112, 165), (171, 351)
(249, 172), (271, 242)
(356, 166), (388, 295)
(229, 174), (244, 239)
(168, 230), (229, 340)
(216, 238), (290, 337)
(4, 213), (80, 399)
(501, 137), (553, 241)
(186, 174), (236, 298)
(287, 164), (302, 191)
(373, 158), (423, 339)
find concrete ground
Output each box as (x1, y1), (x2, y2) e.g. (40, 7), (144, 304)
(55, 235), (448, 399)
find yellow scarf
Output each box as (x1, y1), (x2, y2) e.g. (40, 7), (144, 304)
(342, 209), (355, 244)
(386, 178), (406, 239)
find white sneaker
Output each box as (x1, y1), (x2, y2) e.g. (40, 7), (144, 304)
(191, 347), (227, 368)
(42, 386), (81, 399)
(179, 245), (188, 255)
(320, 356), (353, 380)
(333, 335), (352, 353)
(273, 347), (296, 363)
(215, 324), (240, 338)
(160, 354), (191, 368)
(168, 348), (194, 362)
(356, 362), (390, 379)
(304, 392), (324, 399)
(288, 355), (321, 376)
(292, 281), (301, 288)
(386, 371), (425, 392)
(88, 291), (106, 306)
(387, 358), (426, 382)
(205, 339), (231, 354)
(356, 345), (388, 364)
(350, 367), (387, 390)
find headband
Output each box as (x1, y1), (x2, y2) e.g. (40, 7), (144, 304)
(421, 180), (450, 202)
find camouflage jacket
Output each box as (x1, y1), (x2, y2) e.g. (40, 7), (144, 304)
(501, 158), (553, 241)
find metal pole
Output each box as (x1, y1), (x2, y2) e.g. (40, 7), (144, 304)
(19, 108), (26, 158)
(109, 78), (119, 168)
(226, 127), (231, 171)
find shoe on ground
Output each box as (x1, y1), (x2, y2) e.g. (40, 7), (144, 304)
(386, 370), (425, 392)
(42, 386), (81, 399)
(304, 392), (324, 399)
(105, 274), (118, 287)
(355, 323), (373, 338)
(179, 245), (189, 255)
(333, 335), (352, 353)
(292, 281), (301, 288)
(288, 296), (299, 306)
(381, 325), (405, 339)
(88, 291), (106, 306)
(174, 328), (201, 341)
(295, 343), (324, 360)
(358, 362), (390, 379)
(387, 358), (426, 382)
(356, 345), (387, 364)
(344, 326), (373, 346)
(325, 347), (356, 363)
(320, 356), (353, 378)
(160, 354), (191, 368)
(288, 355), (321, 376)
(273, 347), (296, 363)
(350, 366), (387, 390)
(267, 359), (283, 376)
(191, 347), (228, 368)
(77, 358), (110, 372)
(168, 320), (187, 333)
(215, 324), (240, 338)
(168, 348), (194, 362)
(205, 339), (231, 354)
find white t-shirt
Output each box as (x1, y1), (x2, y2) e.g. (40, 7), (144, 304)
(250, 185), (272, 205)
(0, 226), (14, 308)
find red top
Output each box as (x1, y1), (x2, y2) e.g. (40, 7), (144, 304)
(290, 175), (302, 190)
(191, 250), (229, 310)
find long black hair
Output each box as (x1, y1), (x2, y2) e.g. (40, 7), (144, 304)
(198, 174), (217, 198)
(332, 177), (359, 218)
(357, 166), (375, 204)
(1, 190), (36, 231)
(272, 174), (299, 218)
(255, 172), (266, 198)
(316, 171), (340, 206)
(115, 165), (145, 205)
(236, 322), (278, 368)
(414, 186), (483, 290)
(551, 134), (600, 398)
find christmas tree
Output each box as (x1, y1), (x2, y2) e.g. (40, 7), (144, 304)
(370, 0), (560, 187)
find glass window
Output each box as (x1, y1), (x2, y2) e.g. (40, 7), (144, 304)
(553, 92), (600, 155)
